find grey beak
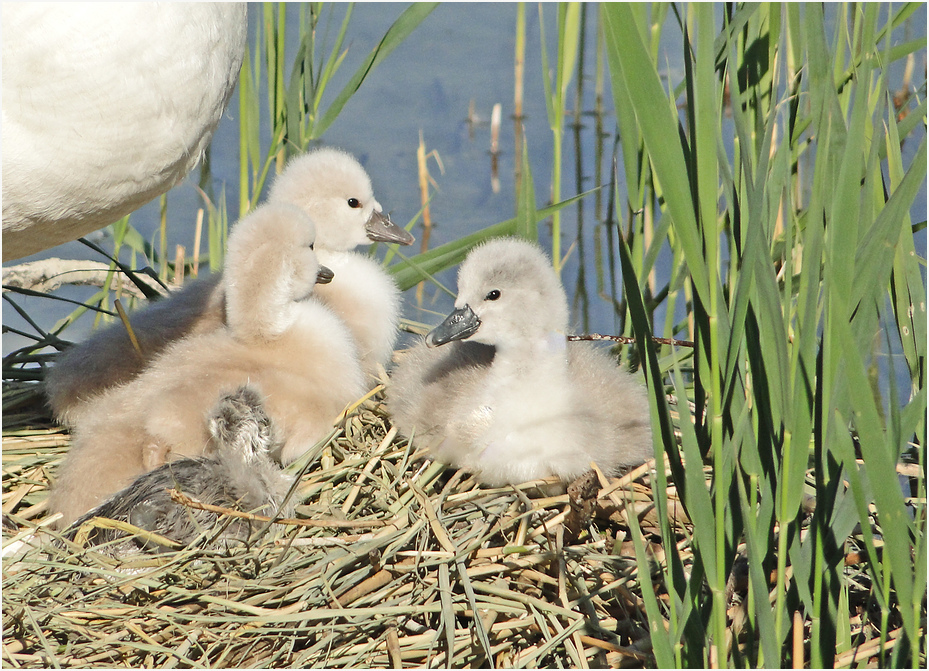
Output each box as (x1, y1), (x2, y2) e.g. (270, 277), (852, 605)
(315, 264), (334, 285)
(426, 305), (481, 347)
(365, 209), (415, 246)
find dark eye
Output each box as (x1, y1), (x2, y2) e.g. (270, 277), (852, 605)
(309, 243), (315, 250)
(347, 198), (361, 209)
(485, 289), (501, 301)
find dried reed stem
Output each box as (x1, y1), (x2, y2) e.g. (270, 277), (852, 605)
(114, 299), (143, 356)
(192, 208), (204, 278)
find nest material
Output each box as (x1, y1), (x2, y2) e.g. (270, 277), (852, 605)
(2, 382), (894, 668)
(3, 381), (668, 668)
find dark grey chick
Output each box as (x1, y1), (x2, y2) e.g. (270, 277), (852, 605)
(61, 385), (295, 553)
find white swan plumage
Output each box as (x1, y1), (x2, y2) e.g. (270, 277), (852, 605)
(2, 3), (248, 260)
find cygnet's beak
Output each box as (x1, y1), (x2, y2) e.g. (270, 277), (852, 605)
(426, 305), (481, 347)
(315, 264), (334, 285)
(365, 209), (415, 245)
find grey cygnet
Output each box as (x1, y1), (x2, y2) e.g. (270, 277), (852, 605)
(62, 386), (294, 553)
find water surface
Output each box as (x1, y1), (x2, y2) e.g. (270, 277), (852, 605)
(3, 3), (925, 403)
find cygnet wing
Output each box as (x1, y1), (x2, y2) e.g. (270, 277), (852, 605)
(387, 339), (495, 444)
(566, 343), (655, 470)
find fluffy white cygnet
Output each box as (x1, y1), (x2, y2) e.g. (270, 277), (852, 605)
(62, 386), (294, 554)
(388, 238), (654, 486)
(46, 147), (413, 426)
(48, 202), (365, 529)
(2, 3), (247, 260)
(271, 148), (413, 377)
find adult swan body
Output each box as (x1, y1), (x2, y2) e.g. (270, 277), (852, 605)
(2, 3), (247, 260)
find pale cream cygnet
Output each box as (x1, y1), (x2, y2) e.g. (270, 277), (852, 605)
(2, 3), (247, 261)
(46, 147), (413, 426)
(388, 238), (653, 486)
(48, 202), (365, 529)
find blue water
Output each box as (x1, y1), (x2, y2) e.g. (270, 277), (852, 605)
(3, 3), (925, 405)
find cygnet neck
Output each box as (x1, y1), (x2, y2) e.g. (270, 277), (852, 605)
(491, 330), (568, 368)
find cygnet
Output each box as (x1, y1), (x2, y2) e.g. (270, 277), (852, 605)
(270, 148), (414, 378)
(61, 386), (294, 554)
(46, 147), (412, 426)
(2, 3), (247, 260)
(48, 202), (365, 529)
(388, 238), (653, 486)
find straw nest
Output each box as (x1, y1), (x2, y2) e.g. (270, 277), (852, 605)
(1, 378), (889, 668)
(2, 374), (679, 669)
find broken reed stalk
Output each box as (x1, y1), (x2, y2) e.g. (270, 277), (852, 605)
(113, 299), (144, 356)
(158, 192), (169, 283)
(173, 245), (185, 285)
(414, 132), (445, 305)
(514, 3), (525, 121)
(567, 332), (695, 348)
(490, 103), (502, 156)
(792, 610), (804, 669)
(416, 131), (433, 247)
(490, 103), (502, 194)
(192, 208), (204, 277)
(514, 3), (526, 198)
(1, 259), (164, 299)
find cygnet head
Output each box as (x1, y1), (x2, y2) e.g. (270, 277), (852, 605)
(226, 202), (329, 297)
(427, 238), (569, 350)
(268, 147), (414, 251)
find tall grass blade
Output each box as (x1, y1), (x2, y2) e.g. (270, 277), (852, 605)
(515, 128), (538, 241)
(602, 3), (708, 303)
(389, 190), (597, 292)
(314, 3), (437, 137)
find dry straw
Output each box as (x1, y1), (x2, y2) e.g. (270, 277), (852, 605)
(2, 381), (894, 669)
(2, 380), (666, 668)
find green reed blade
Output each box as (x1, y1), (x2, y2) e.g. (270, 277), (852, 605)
(389, 189), (597, 292)
(602, 3), (709, 304)
(314, 3), (437, 138)
(515, 128), (538, 242)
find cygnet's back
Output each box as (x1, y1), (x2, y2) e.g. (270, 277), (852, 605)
(62, 386), (294, 554)
(388, 238), (653, 486)
(45, 147), (412, 425)
(43, 275), (226, 427)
